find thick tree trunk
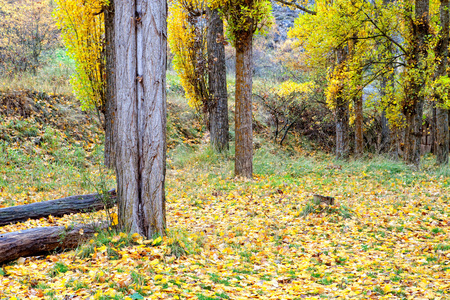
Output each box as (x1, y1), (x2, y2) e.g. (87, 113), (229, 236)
(354, 92), (363, 156)
(207, 8), (229, 152)
(0, 190), (116, 226)
(104, 0), (116, 169)
(235, 29), (253, 178)
(404, 0), (429, 167)
(335, 47), (349, 159)
(115, 0), (167, 238)
(435, 0), (449, 165)
(0, 224), (103, 265)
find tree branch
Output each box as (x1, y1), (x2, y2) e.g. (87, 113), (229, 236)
(273, 0), (317, 15)
(362, 10), (407, 55)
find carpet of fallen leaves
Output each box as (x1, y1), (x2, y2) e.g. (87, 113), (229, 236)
(1, 153), (450, 300)
(1, 90), (449, 299)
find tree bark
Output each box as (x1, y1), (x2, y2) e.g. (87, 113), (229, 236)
(379, 66), (393, 154)
(435, 0), (449, 165)
(114, 0), (167, 238)
(431, 103), (437, 154)
(354, 92), (364, 156)
(0, 224), (103, 265)
(104, 0), (116, 169)
(234, 28), (253, 178)
(207, 7), (229, 152)
(335, 47), (349, 160)
(404, 0), (429, 167)
(0, 190), (116, 226)
(380, 110), (391, 153)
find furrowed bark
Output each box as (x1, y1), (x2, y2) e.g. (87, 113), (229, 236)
(207, 7), (229, 152)
(104, 0), (116, 169)
(404, 0), (429, 167)
(0, 190), (116, 226)
(234, 28), (253, 178)
(335, 47), (349, 160)
(435, 0), (449, 165)
(115, 0), (167, 238)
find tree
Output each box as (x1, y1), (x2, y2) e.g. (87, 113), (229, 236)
(402, 0), (430, 166)
(432, 0), (449, 165)
(55, 0), (116, 168)
(288, 0), (370, 159)
(54, 0), (107, 123)
(168, 0), (229, 152)
(221, 0), (272, 177)
(104, 0), (116, 168)
(114, 0), (167, 237)
(334, 46), (350, 159)
(207, 7), (229, 152)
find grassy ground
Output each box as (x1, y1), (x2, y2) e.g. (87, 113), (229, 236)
(0, 73), (450, 299)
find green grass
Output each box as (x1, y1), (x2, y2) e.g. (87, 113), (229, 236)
(48, 262), (69, 277)
(76, 230), (136, 260)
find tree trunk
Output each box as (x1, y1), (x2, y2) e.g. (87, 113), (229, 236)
(436, 107), (449, 164)
(354, 92), (363, 156)
(435, 0), (449, 165)
(104, 0), (116, 169)
(0, 190), (116, 226)
(0, 224), (104, 265)
(114, 0), (167, 238)
(234, 29), (253, 178)
(431, 104), (436, 154)
(335, 47), (349, 160)
(379, 68), (393, 154)
(207, 7), (229, 152)
(348, 33), (364, 157)
(404, 0), (429, 167)
(380, 110), (391, 153)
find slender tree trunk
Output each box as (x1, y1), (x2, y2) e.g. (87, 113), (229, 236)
(207, 7), (229, 152)
(349, 33), (364, 157)
(335, 47), (349, 159)
(379, 69), (393, 154)
(431, 104), (436, 154)
(354, 92), (363, 156)
(114, 0), (167, 237)
(104, 0), (116, 169)
(435, 0), (450, 165)
(380, 110), (390, 152)
(234, 26), (253, 178)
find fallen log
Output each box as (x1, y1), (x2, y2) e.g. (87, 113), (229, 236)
(0, 190), (116, 226)
(0, 223), (104, 264)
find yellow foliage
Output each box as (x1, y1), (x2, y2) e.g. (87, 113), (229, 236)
(168, 0), (206, 109)
(53, 0), (106, 112)
(272, 80), (313, 98)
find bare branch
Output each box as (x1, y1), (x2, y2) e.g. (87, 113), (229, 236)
(273, 0), (317, 15)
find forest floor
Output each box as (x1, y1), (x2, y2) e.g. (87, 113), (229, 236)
(0, 90), (449, 299)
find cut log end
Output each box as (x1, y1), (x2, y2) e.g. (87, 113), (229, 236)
(313, 194), (335, 205)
